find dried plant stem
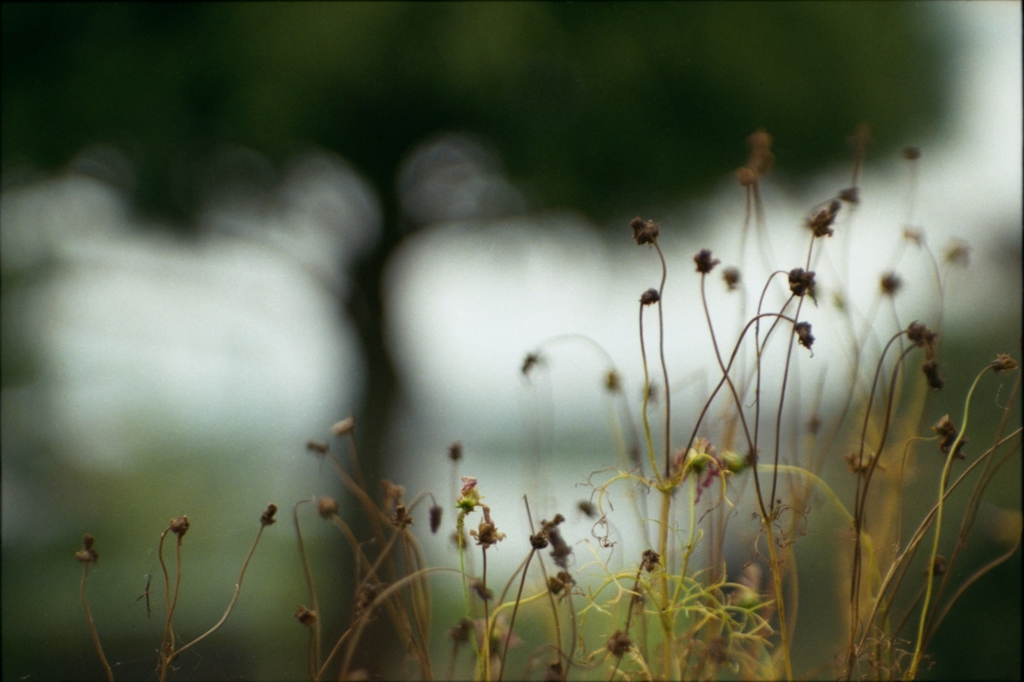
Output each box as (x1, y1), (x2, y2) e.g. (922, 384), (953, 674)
(79, 563), (114, 682)
(293, 499), (322, 677)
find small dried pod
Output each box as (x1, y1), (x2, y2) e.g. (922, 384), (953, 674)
(630, 217), (660, 245)
(693, 248), (720, 274)
(607, 630), (634, 658)
(806, 200), (840, 238)
(922, 360), (945, 390)
(448, 441), (463, 462)
(170, 515), (190, 540)
(880, 271), (902, 296)
(318, 495), (340, 518)
(991, 353), (1018, 373)
(330, 416), (356, 437)
(794, 322), (815, 353)
(429, 504), (443, 534)
(641, 549), (660, 572)
(260, 503), (278, 526)
(839, 187), (859, 204)
(640, 288), (660, 306)
(788, 268), (816, 298)
(723, 266), (741, 291)
(75, 533), (98, 563)
(294, 605), (317, 627)
(390, 504), (413, 530)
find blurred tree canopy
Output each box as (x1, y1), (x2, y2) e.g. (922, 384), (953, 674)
(3, 2), (951, 223)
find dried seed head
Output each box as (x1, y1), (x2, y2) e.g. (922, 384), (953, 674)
(903, 228), (924, 246)
(880, 271), (902, 296)
(607, 630), (634, 658)
(922, 360), (945, 390)
(794, 321), (815, 353)
(530, 532), (550, 549)
(260, 503), (278, 526)
(932, 415), (966, 459)
(604, 370), (621, 393)
(943, 239), (970, 267)
(548, 527), (572, 568)
(429, 504), (443, 534)
(839, 187), (859, 204)
(640, 288), (660, 306)
(330, 416), (356, 437)
(170, 515), (190, 540)
(450, 617), (473, 643)
(903, 146), (921, 161)
(723, 266), (741, 291)
(448, 441), (463, 462)
(788, 268), (817, 298)
(294, 605), (317, 627)
(641, 549), (660, 572)
(469, 504), (505, 547)
(306, 439), (329, 455)
(318, 496), (340, 518)
(75, 534), (98, 563)
(992, 353), (1018, 373)
(390, 504), (413, 529)
(578, 500), (597, 518)
(694, 248), (720, 274)
(521, 353), (540, 376)
(630, 217), (659, 245)
(806, 200), (840, 238)
(470, 579), (493, 601)
(907, 322), (939, 359)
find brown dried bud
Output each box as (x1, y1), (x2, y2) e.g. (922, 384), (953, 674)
(390, 504), (413, 529)
(170, 515), (190, 540)
(640, 288), (660, 306)
(735, 166), (758, 187)
(448, 441), (463, 462)
(932, 414), (966, 459)
(294, 605), (317, 627)
(318, 495), (339, 518)
(578, 500), (597, 518)
(839, 187), (859, 204)
(903, 146), (921, 161)
(605, 370), (621, 393)
(795, 322), (814, 353)
(788, 268), (816, 298)
(429, 504), (443, 534)
(75, 534), (98, 563)
(261, 503), (278, 526)
(607, 630), (634, 658)
(450, 617), (473, 643)
(548, 527), (571, 569)
(723, 266), (740, 291)
(521, 353), (540, 376)
(530, 532), (550, 549)
(694, 248), (720, 274)
(330, 416), (355, 437)
(641, 549), (660, 572)
(880, 271), (902, 296)
(991, 353), (1018, 373)
(807, 200), (840, 237)
(907, 321), (939, 359)
(306, 439), (329, 455)
(630, 217), (659, 245)
(922, 360), (945, 390)
(470, 579), (493, 601)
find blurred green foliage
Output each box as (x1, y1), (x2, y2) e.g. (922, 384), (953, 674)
(2, 2), (952, 223)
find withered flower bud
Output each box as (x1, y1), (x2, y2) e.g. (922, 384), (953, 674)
(641, 549), (660, 572)
(318, 496), (339, 518)
(880, 271), (902, 296)
(607, 630), (634, 658)
(788, 268), (816, 298)
(470, 579), (493, 601)
(429, 504), (443, 534)
(448, 441), (463, 462)
(932, 415), (966, 459)
(75, 534), (99, 563)
(991, 353), (1018, 373)
(330, 416), (356, 436)
(839, 187), (859, 204)
(306, 439), (329, 455)
(170, 515), (190, 540)
(390, 504), (413, 529)
(640, 288), (660, 306)
(294, 605), (317, 627)
(630, 217), (659, 245)
(521, 353), (540, 377)
(605, 370), (621, 393)
(261, 503), (278, 526)
(907, 322), (939, 359)
(903, 146), (921, 161)
(922, 360), (945, 390)
(450, 617), (473, 643)
(807, 200), (840, 238)
(547, 574), (566, 595)
(578, 500), (597, 518)
(530, 532), (550, 549)
(794, 322), (814, 352)
(693, 248), (720, 274)
(723, 266), (741, 291)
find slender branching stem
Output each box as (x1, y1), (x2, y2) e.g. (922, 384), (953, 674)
(79, 563), (114, 682)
